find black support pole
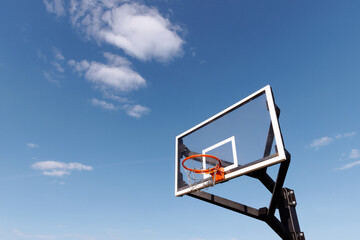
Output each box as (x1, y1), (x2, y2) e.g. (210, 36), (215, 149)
(268, 156), (290, 216)
(186, 153), (305, 240)
(188, 191), (262, 220)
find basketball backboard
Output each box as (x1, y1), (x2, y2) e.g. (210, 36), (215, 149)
(175, 85), (287, 197)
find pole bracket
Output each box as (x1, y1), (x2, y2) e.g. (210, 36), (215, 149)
(187, 155), (305, 240)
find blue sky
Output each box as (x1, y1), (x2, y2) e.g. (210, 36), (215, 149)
(1, 0), (360, 239)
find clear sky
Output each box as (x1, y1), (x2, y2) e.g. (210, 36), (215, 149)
(1, 0), (360, 239)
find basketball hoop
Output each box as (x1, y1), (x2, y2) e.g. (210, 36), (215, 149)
(182, 154), (225, 190)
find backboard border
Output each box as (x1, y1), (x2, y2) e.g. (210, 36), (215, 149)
(175, 85), (286, 197)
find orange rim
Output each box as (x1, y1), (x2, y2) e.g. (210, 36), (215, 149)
(182, 154), (221, 174)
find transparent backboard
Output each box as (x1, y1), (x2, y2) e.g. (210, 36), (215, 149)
(175, 85), (286, 197)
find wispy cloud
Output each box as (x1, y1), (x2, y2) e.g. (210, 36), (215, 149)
(51, 47), (65, 73)
(38, 47), (66, 85)
(53, 47), (65, 60)
(51, 62), (64, 72)
(310, 137), (334, 150)
(43, 71), (60, 86)
(27, 143), (39, 149)
(124, 104), (150, 118)
(32, 161), (93, 177)
(336, 161), (360, 171)
(36, 49), (47, 61)
(103, 92), (129, 103)
(69, 1), (184, 62)
(91, 98), (117, 110)
(309, 131), (357, 150)
(335, 149), (360, 170)
(349, 149), (360, 159)
(336, 131), (357, 139)
(43, 0), (65, 17)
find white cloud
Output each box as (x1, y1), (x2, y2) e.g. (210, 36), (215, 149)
(70, 52), (146, 92)
(32, 161), (93, 177)
(103, 51), (131, 66)
(349, 149), (360, 159)
(43, 71), (60, 86)
(27, 143), (39, 149)
(85, 62), (145, 92)
(125, 104), (150, 118)
(53, 47), (65, 61)
(33, 161), (68, 170)
(336, 131), (357, 139)
(103, 92), (129, 103)
(52, 48), (65, 72)
(69, 59), (90, 73)
(310, 136), (334, 150)
(70, 1), (184, 62)
(40, 47), (65, 84)
(335, 149), (360, 170)
(309, 131), (357, 150)
(67, 162), (93, 170)
(37, 49), (47, 61)
(91, 98), (117, 110)
(344, 131), (357, 137)
(336, 161), (360, 171)
(44, 170), (70, 177)
(52, 62), (65, 72)
(43, 0), (66, 17)
(45, 1), (184, 118)
(69, 54), (150, 117)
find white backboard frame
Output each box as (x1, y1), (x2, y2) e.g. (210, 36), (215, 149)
(175, 85), (286, 197)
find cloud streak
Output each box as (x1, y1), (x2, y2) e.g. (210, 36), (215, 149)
(336, 161), (360, 171)
(310, 137), (333, 150)
(124, 104), (150, 118)
(335, 149), (360, 171)
(349, 149), (360, 159)
(43, 71), (60, 86)
(336, 131), (357, 139)
(32, 161), (93, 177)
(38, 47), (65, 85)
(91, 98), (117, 110)
(309, 131), (357, 150)
(27, 143), (39, 149)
